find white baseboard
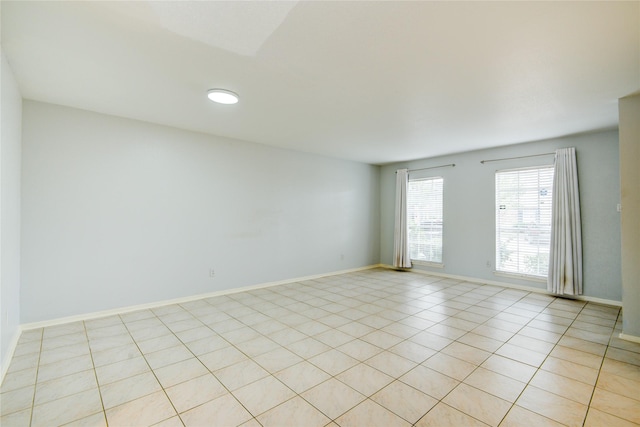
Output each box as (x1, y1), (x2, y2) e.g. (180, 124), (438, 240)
(20, 264), (382, 331)
(1, 326), (23, 386)
(379, 264), (622, 307)
(619, 332), (640, 344)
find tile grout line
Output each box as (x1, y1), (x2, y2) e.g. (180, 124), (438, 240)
(82, 320), (110, 427)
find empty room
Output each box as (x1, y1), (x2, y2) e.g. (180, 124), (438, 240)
(1, 1), (639, 426)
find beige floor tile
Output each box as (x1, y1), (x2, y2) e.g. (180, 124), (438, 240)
(275, 361), (331, 393)
(235, 336), (281, 358)
(388, 340), (437, 364)
(31, 388), (103, 427)
(36, 354), (94, 383)
(100, 371), (162, 409)
(495, 343), (547, 367)
(42, 332), (87, 351)
(444, 383), (512, 426)
(527, 319), (568, 334)
(557, 335), (607, 356)
(457, 332), (503, 353)
(360, 330), (405, 349)
(286, 337), (331, 359)
(151, 415), (186, 427)
(214, 359), (270, 391)
(257, 396), (330, 427)
(529, 370), (594, 405)
(136, 334), (182, 354)
(309, 348), (359, 376)
(63, 411), (108, 427)
(85, 324), (128, 340)
(145, 345), (193, 369)
(540, 356), (599, 385)
(371, 380), (438, 424)
(365, 351), (417, 378)
(427, 323), (468, 340)
(89, 334), (136, 352)
(253, 346), (303, 373)
(165, 373), (227, 413)
(507, 334), (555, 354)
(198, 345), (248, 371)
(565, 327), (611, 345)
(584, 407), (640, 427)
(267, 327), (307, 346)
(590, 388), (640, 424)
(337, 321), (375, 338)
(600, 358), (640, 382)
(422, 352), (476, 380)
(500, 405), (565, 427)
(399, 365), (459, 400)
(380, 321), (421, 339)
(95, 355), (150, 386)
(91, 343), (141, 367)
(442, 341), (491, 365)
(336, 339), (383, 361)
(516, 386), (588, 427)
(34, 369), (97, 406)
(1, 385), (35, 415)
(336, 399), (411, 427)
(184, 334), (229, 355)
(301, 378), (366, 419)
(0, 408), (31, 427)
(409, 331), (454, 351)
(472, 325), (515, 342)
(6, 353), (39, 375)
(180, 393), (252, 427)
(517, 326), (562, 344)
(415, 402), (490, 427)
(39, 342), (90, 366)
(232, 376), (295, 416)
(607, 347), (640, 366)
(609, 336), (640, 354)
(463, 367), (526, 403)
(336, 363), (393, 396)
(550, 345), (603, 369)
(153, 357), (209, 388)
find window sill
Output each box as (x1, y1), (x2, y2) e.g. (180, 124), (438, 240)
(493, 271), (547, 283)
(411, 260), (444, 269)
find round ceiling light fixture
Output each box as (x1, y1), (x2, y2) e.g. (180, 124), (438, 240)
(207, 89), (239, 105)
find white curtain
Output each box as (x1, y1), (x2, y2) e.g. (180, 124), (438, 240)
(393, 169), (412, 269)
(548, 147), (583, 295)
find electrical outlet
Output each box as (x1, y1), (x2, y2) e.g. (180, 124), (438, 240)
(617, 203), (622, 212)
(209, 269), (215, 278)
(486, 261), (491, 268)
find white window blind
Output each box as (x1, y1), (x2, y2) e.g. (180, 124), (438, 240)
(408, 177), (443, 263)
(496, 166), (554, 277)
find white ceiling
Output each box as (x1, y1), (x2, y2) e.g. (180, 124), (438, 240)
(2, 1), (639, 165)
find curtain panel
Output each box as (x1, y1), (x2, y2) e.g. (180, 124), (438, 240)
(393, 169), (412, 269)
(548, 147), (583, 295)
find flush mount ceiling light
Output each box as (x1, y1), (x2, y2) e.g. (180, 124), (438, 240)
(207, 89), (239, 104)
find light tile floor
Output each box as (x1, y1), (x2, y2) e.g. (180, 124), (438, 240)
(2, 268), (639, 426)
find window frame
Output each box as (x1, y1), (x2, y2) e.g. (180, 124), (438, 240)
(407, 176), (444, 266)
(494, 165), (554, 279)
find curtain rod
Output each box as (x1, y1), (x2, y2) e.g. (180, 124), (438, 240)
(480, 152), (555, 164)
(395, 163), (456, 173)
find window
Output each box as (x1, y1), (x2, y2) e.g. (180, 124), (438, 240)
(496, 166), (554, 277)
(408, 177), (443, 263)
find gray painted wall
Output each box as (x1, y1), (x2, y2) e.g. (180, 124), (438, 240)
(380, 130), (622, 301)
(1, 54), (23, 372)
(619, 94), (640, 337)
(21, 101), (381, 323)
